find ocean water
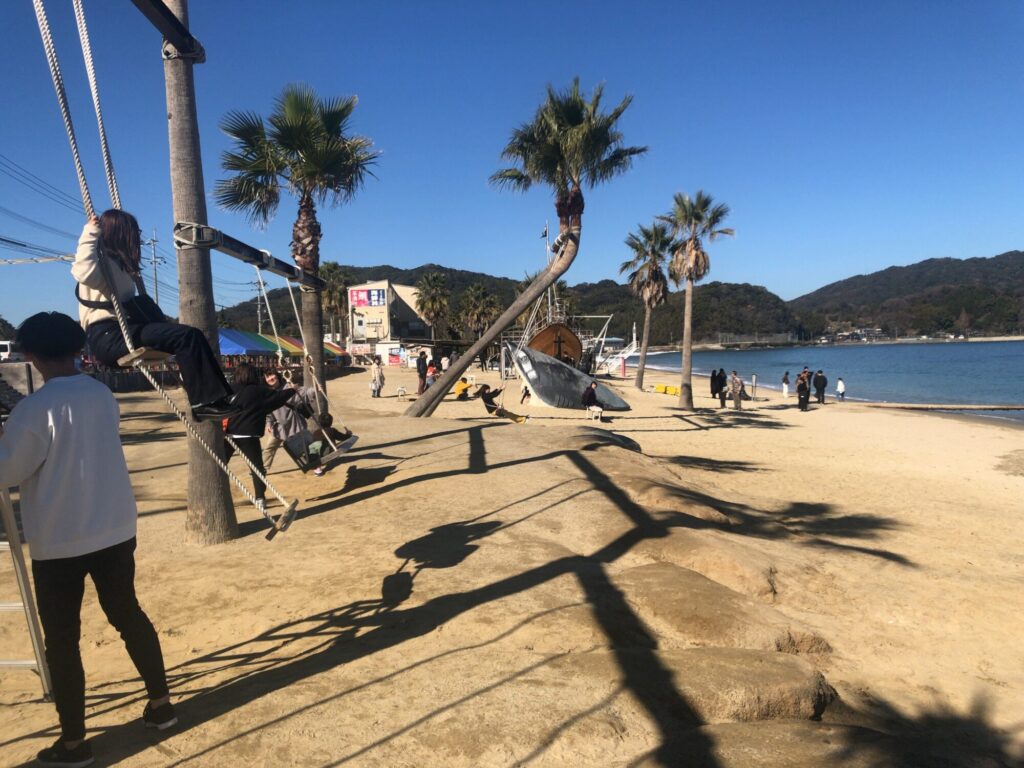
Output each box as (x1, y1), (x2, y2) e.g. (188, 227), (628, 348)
(629, 341), (1024, 422)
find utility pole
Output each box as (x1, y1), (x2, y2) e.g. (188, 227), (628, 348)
(144, 228), (159, 304)
(256, 285), (263, 334)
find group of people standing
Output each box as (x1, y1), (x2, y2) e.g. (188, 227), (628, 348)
(783, 368), (845, 411)
(710, 368), (748, 410)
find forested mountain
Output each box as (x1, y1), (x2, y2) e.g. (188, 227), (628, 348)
(218, 264), (797, 345)
(217, 248), (1024, 345)
(791, 251), (1024, 336)
(0, 315), (15, 338)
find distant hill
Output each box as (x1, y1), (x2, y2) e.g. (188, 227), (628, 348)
(217, 248), (1024, 345)
(217, 262), (798, 345)
(790, 250), (1024, 336)
(0, 315), (14, 339)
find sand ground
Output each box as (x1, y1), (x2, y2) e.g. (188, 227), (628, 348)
(1, 364), (1021, 766)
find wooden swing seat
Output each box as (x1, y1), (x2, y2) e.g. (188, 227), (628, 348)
(117, 347), (172, 367)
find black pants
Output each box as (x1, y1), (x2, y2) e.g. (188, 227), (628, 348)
(225, 436), (266, 500)
(815, 388), (825, 403)
(718, 391), (727, 408)
(33, 538), (169, 742)
(87, 319), (232, 406)
(798, 391), (810, 410)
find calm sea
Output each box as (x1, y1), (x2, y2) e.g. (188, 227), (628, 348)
(629, 341), (1024, 422)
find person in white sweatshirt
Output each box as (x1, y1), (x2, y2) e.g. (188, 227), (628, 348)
(0, 312), (176, 768)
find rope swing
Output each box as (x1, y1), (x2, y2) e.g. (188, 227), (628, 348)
(32, 0), (298, 539)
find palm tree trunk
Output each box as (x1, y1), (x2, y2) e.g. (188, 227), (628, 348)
(679, 277), (694, 409)
(405, 225), (582, 417)
(162, 0), (237, 544)
(301, 288), (327, 410)
(292, 196), (327, 410)
(636, 306), (652, 390)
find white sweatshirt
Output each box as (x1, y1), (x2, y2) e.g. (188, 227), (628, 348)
(0, 375), (137, 560)
(71, 221), (136, 329)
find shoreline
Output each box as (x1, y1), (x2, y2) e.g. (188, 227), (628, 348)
(621, 365), (1024, 425)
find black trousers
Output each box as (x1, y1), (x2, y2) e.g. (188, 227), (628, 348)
(87, 319), (232, 406)
(225, 436), (267, 500)
(32, 538), (169, 742)
(798, 391), (810, 410)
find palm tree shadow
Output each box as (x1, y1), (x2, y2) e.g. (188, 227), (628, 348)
(830, 692), (1020, 767)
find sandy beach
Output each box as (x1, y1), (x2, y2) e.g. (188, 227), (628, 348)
(1, 365), (1021, 766)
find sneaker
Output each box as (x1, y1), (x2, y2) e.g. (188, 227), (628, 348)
(254, 498), (267, 516)
(37, 739), (94, 767)
(142, 701), (178, 731)
(313, 467), (325, 476)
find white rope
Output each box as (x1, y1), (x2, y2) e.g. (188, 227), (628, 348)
(32, 0), (295, 529)
(254, 266), (285, 370)
(72, 0), (120, 211)
(32, 0), (91, 217)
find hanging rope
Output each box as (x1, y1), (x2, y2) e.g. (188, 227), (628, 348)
(32, 0), (296, 536)
(72, 0), (120, 210)
(253, 265), (286, 371)
(32, 0), (90, 216)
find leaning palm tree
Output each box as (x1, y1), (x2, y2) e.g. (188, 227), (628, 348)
(658, 191), (734, 409)
(405, 78), (646, 416)
(415, 271), (450, 341)
(620, 221), (673, 390)
(215, 83), (378, 400)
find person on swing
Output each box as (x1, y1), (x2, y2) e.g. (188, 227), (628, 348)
(73, 210), (240, 422)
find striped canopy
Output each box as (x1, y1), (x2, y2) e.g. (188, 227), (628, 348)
(218, 328), (278, 356)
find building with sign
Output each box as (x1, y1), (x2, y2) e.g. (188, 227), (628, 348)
(347, 280), (430, 360)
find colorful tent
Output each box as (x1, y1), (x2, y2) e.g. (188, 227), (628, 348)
(218, 328), (278, 356)
(259, 334), (305, 355)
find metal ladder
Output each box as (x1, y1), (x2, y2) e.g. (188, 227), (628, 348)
(0, 487), (51, 699)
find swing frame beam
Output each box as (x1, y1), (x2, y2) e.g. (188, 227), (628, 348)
(173, 223), (324, 291)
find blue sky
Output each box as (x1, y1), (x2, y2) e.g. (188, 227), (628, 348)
(2, 1), (1023, 325)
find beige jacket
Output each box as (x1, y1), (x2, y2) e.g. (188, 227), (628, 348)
(71, 222), (137, 329)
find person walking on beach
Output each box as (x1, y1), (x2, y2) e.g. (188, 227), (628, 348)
(729, 371), (743, 410)
(415, 351), (428, 395)
(813, 370), (828, 404)
(836, 377), (846, 401)
(782, 371), (790, 398)
(717, 369), (728, 408)
(710, 370), (721, 400)
(0, 312), (176, 767)
(370, 356), (385, 398)
(796, 371), (811, 411)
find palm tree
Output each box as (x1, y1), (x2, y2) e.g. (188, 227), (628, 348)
(458, 283), (501, 338)
(415, 271), (450, 341)
(658, 191), (734, 409)
(319, 262), (350, 343)
(405, 78), (646, 416)
(215, 83), (378, 402)
(620, 222), (673, 390)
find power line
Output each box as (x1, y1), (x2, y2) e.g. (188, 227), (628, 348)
(0, 206), (79, 240)
(0, 156), (84, 214)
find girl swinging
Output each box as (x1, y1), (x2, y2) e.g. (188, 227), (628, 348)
(73, 210), (240, 422)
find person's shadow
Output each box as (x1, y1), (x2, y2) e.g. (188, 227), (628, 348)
(380, 520), (503, 607)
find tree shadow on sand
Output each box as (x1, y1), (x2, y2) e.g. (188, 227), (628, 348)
(4, 424), (961, 766)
